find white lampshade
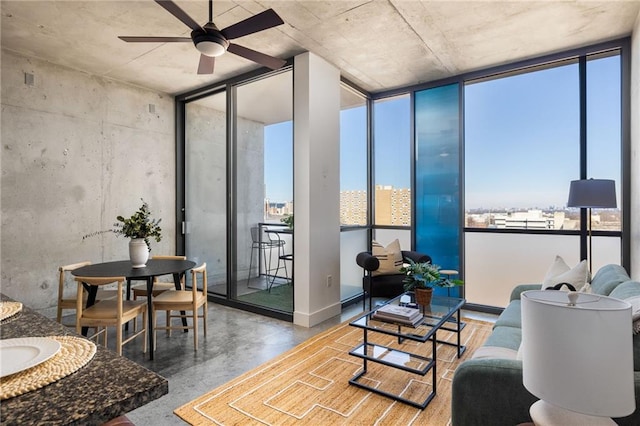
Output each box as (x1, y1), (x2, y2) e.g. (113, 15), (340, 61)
(521, 290), (635, 418)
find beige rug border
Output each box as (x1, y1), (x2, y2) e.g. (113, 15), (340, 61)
(176, 317), (359, 416)
(175, 316), (490, 425)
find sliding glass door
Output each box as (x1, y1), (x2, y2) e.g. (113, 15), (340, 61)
(182, 69), (293, 316)
(234, 70), (293, 313)
(184, 90), (228, 295)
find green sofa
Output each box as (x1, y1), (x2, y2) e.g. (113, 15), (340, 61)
(451, 264), (640, 426)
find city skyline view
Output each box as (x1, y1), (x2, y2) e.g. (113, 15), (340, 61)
(264, 55), (621, 212)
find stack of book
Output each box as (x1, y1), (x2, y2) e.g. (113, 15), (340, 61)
(372, 304), (423, 327)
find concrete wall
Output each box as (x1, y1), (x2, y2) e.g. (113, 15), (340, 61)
(1, 50), (176, 316)
(631, 11), (640, 279)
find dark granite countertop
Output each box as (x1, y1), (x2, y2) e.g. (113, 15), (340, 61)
(0, 293), (168, 425)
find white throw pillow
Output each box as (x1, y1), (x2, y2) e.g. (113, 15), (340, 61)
(372, 239), (403, 276)
(543, 255), (589, 292)
(544, 255), (570, 281)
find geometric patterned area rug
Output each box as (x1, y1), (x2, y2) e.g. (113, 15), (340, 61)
(175, 317), (492, 425)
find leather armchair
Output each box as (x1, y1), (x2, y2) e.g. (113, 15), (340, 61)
(356, 250), (432, 311)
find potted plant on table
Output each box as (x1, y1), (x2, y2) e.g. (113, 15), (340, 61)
(400, 259), (463, 305)
(84, 199), (162, 268)
(280, 213), (294, 229)
(114, 199), (162, 268)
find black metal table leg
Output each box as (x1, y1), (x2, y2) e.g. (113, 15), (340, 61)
(146, 276), (154, 360)
(125, 278), (132, 331)
(81, 283), (98, 336)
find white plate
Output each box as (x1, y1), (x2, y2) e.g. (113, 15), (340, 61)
(0, 337), (62, 378)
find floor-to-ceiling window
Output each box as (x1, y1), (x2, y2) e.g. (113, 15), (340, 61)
(364, 42), (627, 311)
(339, 83), (368, 303)
(185, 90), (228, 295)
(234, 70), (293, 314)
(586, 53), (622, 234)
(372, 94), (412, 247)
(414, 83), (461, 297)
(463, 50), (623, 308)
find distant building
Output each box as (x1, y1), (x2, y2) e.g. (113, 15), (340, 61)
(340, 190), (367, 225)
(492, 210), (555, 229)
(378, 186), (411, 226)
(339, 185), (411, 226)
(265, 200), (293, 219)
(466, 210), (567, 230)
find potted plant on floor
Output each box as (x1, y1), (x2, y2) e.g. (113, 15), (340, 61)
(400, 259), (463, 305)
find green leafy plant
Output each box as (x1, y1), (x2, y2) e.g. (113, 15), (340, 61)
(280, 213), (294, 229)
(400, 258), (463, 291)
(83, 199), (162, 249)
(114, 199), (162, 247)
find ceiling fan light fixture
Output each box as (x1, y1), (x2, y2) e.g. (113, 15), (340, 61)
(196, 40), (226, 57)
(192, 29), (229, 57)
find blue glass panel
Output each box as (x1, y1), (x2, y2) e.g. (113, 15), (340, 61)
(414, 84), (461, 297)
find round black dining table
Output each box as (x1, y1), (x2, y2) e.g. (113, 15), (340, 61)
(72, 258), (196, 360)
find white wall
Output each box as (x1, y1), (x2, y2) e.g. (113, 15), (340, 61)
(631, 11), (640, 279)
(1, 50), (176, 316)
(293, 52), (341, 327)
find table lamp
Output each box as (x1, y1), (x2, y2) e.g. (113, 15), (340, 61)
(567, 178), (617, 272)
(521, 290), (635, 425)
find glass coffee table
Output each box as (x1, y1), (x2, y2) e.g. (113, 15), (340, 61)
(348, 292), (466, 409)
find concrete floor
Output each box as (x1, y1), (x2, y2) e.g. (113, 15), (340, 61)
(118, 298), (497, 425)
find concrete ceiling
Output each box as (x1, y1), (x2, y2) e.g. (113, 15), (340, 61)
(2, 0), (639, 98)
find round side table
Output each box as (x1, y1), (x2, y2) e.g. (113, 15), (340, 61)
(440, 269), (459, 297)
(440, 269), (459, 279)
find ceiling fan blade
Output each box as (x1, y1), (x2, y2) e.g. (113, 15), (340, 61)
(197, 54), (215, 74)
(155, 0), (202, 31)
(221, 9), (284, 40)
(227, 43), (286, 70)
(118, 36), (192, 43)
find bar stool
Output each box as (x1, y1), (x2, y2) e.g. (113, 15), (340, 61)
(248, 226), (284, 288)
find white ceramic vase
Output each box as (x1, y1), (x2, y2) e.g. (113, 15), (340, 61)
(129, 238), (149, 268)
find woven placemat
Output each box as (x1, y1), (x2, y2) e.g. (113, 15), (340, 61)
(1, 336), (97, 400)
(0, 301), (23, 321)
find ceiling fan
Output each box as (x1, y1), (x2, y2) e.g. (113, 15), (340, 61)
(119, 0), (287, 75)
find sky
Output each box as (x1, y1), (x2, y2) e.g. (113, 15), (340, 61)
(264, 121), (293, 202)
(465, 55), (620, 209)
(264, 55), (621, 210)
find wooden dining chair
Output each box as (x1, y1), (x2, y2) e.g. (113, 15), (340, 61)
(152, 263), (207, 350)
(57, 261), (119, 327)
(130, 255), (187, 332)
(75, 276), (147, 356)
(131, 255), (187, 299)
(57, 261), (92, 325)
